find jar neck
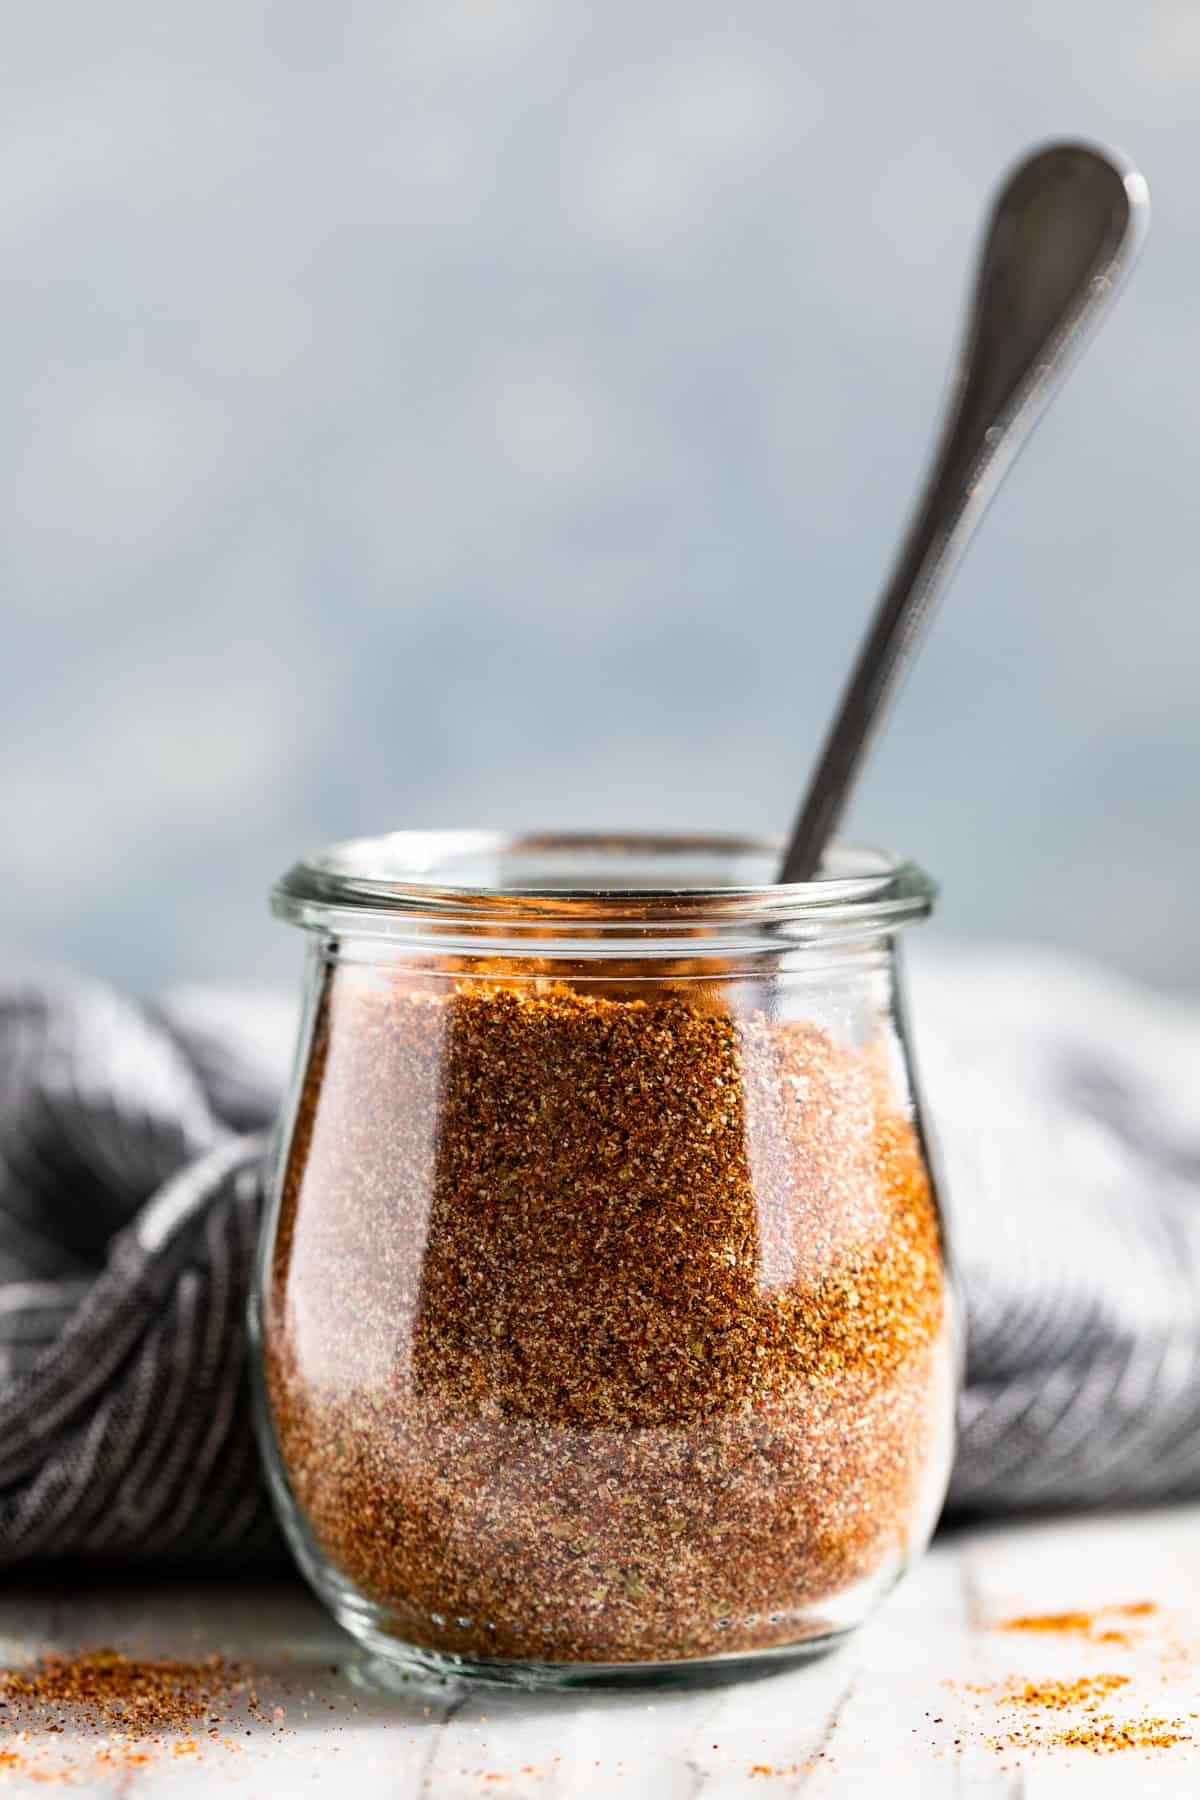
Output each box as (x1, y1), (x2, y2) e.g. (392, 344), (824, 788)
(272, 831), (936, 960)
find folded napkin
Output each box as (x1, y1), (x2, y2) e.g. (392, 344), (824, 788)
(0, 952), (1196, 1564)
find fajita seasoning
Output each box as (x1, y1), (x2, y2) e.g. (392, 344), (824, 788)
(262, 968), (954, 1667)
(264, 972), (957, 1670)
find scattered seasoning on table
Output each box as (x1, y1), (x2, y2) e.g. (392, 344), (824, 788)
(992, 1673), (1130, 1709)
(993, 1601), (1157, 1646)
(0, 1647), (279, 1781)
(950, 1672), (1133, 1715)
(981, 1711), (1193, 1758)
(265, 972), (953, 1664)
(0, 1648), (249, 1736)
(749, 1752), (832, 1778)
(1050, 1719), (1189, 1752)
(938, 1599), (1196, 1763)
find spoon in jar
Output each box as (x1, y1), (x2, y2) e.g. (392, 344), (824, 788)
(778, 140), (1150, 884)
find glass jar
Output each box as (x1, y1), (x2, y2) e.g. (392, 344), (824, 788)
(252, 832), (958, 1688)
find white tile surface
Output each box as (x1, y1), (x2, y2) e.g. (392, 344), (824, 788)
(2, 1507), (1200, 1795)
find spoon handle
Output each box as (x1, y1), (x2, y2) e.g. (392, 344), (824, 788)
(778, 140), (1150, 885)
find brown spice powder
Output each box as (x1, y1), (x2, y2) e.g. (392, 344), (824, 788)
(944, 1602), (1196, 1763)
(987, 1715), (1192, 1757)
(1000, 1673), (1131, 1709)
(953, 1672), (1133, 1713)
(0, 1649), (258, 1781)
(993, 1602), (1158, 1649)
(996, 1610), (1105, 1636)
(1050, 1720), (1189, 1752)
(264, 971), (953, 1664)
(0, 1648), (246, 1736)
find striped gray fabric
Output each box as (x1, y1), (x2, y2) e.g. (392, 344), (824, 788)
(0, 974), (278, 1563)
(910, 948), (1200, 1510)
(0, 953), (1196, 1563)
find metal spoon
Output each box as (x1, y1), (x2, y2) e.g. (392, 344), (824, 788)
(778, 140), (1150, 884)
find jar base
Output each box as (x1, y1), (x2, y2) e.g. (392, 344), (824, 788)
(321, 1565), (893, 1693)
(344, 1625), (855, 1694)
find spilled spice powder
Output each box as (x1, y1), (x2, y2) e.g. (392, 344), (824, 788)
(0, 1648), (249, 1735)
(951, 1672), (1133, 1715)
(942, 1601), (1196, 1763)
(1052, 1720), (1188, 1752)
(997, 1610), (1102, 1636)
(1001, 1673), (1130, 1709)
(994, 1602), (1157, 1646)
(0, 1648), (262, 1780)
(263, 970), (954, 1664)
(988, 1714), (1192, 1757)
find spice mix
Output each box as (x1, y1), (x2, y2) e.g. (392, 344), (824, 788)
(263, 966), (953, 1666)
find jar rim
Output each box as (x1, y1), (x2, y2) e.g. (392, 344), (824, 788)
(271, 830), (935, 936)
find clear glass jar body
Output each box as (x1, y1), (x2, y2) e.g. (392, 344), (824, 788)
(252, 833), (959, 1688)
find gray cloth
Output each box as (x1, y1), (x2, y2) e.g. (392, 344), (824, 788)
(0, 953), (1196, 1563)
(910, 947), (1200, 1509)
(0, 973), (277, 1562)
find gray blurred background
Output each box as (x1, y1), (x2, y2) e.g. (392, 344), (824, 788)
(2, 2), (1195, 994)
